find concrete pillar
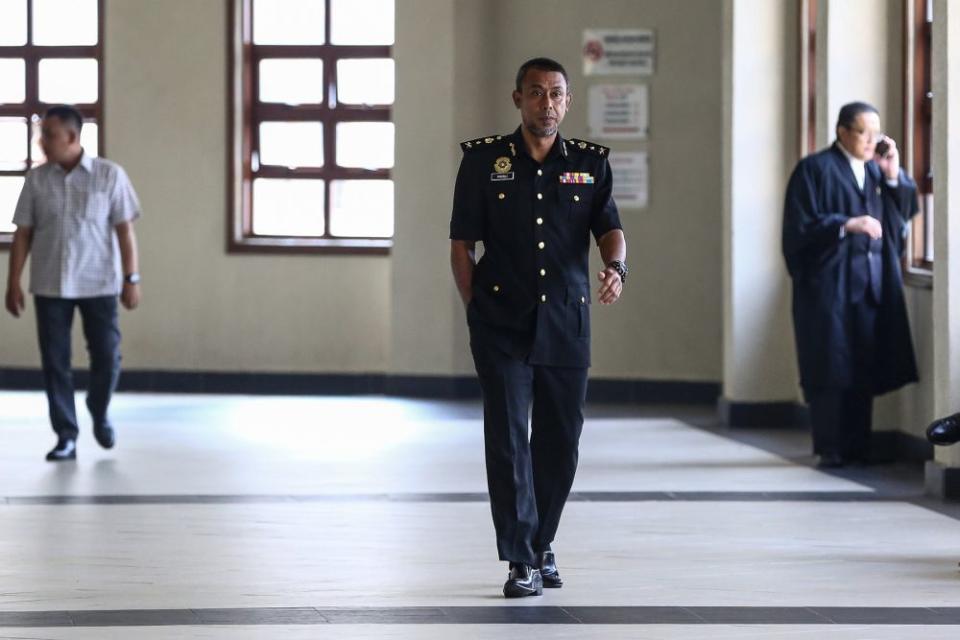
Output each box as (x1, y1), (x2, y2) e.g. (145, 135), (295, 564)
(390, 1), (487, 391)
(718, 0), (802, 427)
(926, 0), (960, 497)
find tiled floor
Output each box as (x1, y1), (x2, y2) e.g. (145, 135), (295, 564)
(1, 391), (959, 638)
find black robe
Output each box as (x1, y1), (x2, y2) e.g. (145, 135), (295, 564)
(782, 143), (920, 396)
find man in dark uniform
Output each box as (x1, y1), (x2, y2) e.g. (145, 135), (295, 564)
(782, 101), (919, 468)
(449, 57), (627, 598)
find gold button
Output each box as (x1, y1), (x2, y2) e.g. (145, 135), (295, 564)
(493, 285), (500, 292)
(498, 193), (505, 200)
(538, 241), (545, 249)
(541, 294), (547, 302)
(540, 269), (546, 277)
(573, 195), (580, 202)
(536, 217), (543, 225)
(537, 193), (543, 200)
(537, 169), (543, 176)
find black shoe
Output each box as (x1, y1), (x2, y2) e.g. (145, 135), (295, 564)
(816, 453), (846, 469)
(927, 413), (960, 446)
(502, 563), (543, 598)
(93, 421), (116, 449)
(538, 550), (563, 588)
(46, 438), (77, 462)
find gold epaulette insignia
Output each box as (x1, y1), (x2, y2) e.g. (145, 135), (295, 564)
(566, 138), (610, 157)
(460, 134), (507, 153)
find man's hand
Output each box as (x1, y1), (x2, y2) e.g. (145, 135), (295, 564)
(450, 240), (476, 307)
(844, 215), (883, 240)
(4, 282), (25, 317)
(120, 283), (140, 310)
(875, 135), (900, 181)
(597, 268), (622, 305)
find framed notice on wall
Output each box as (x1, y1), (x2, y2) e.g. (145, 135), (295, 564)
(582, 29), (655, 76)
(587, 84), (649, 140)
(609, 151), (649, 209)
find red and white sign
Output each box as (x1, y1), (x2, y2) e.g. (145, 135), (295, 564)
(583, 29), (655, 76)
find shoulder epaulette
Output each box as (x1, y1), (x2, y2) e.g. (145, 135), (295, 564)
(460, 134), (508, 153)
(565, 138), (610, 157)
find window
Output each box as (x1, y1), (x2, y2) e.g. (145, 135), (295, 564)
(906, 0), (933, 273)
(0, 0), (103, 246)
(229, 0), (395, 254)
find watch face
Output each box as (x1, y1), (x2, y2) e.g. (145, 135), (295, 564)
(126, 273), (141, 284)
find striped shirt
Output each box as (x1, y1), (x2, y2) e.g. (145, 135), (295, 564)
(12, 151), (141, 298)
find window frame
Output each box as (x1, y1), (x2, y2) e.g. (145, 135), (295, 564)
(228, 0), (394, 255)
(799, 0), (817, 157)
(0, 0), (105, 249)
(904, 0), (933, 282)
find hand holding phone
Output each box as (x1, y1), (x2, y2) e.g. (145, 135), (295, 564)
(875, 136), (900, 181)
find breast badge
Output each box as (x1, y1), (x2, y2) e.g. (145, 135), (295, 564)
(491, 156), (515, 182)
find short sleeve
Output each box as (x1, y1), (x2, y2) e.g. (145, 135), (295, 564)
(590, 158), (622, 241)
(11, 172), (35, 228)
(449, 154), (484, 241)
(109, 166), (142, 225)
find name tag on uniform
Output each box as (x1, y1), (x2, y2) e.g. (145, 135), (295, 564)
(490, 172), (515, 181)
(560, 172), (594, 184)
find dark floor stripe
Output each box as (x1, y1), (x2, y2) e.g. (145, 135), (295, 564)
(0, 490), (905, 506)
(2, 606), (960, 627)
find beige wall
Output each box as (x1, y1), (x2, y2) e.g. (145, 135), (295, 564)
(819, 0), (904, 147)
(438, 0), (726, 381)
(1, 0), (393, 374)
(0, 0), (944, 452)
(1, 0), (726, 383)
(721, 0), (800, 403)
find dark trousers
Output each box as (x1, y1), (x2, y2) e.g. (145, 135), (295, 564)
(807, 390), (873, 459)
(806, 298), (878, 459)
(470, 329), (588, 566)
(34, 296), (121, 439)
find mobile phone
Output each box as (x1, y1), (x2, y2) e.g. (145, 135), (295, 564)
(876, 139), (890, 157)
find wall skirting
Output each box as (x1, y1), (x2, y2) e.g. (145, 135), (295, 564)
(870, 430), (934, 464)
(925, 461), (960, 499)
(0, 368), (721, 404)
(717, 397), (809, 428)
(718, 397), (934, 465)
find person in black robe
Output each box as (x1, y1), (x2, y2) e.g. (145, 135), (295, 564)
(782, 101), (920, 468)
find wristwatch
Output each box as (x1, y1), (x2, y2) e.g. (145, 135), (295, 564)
(606, 260), (628, 283)
(124, 272), (141, 285)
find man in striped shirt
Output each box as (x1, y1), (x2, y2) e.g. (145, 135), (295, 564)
(5, 105), (142, 462)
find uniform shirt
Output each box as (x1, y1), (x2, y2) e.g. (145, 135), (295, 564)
(836, 141), (900, 191)
(450, 127), (621, 368)
(13, 151), (141, 299)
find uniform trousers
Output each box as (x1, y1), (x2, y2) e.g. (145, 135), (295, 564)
(34, 295), (121, 439)
(806, 295), (879, 460)
(469, 324), (588, 567)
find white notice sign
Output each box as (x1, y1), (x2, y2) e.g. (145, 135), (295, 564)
(583, 29), (655, 76)
(609, 151), (649, 209)
(588, 84), (648, 140)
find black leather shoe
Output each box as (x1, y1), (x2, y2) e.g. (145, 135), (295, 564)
(538, 550), (563, 588)
(502, 563), (543, 598)
(46, 438), (77, 462)
(816, 453), (845, 469)
(927, 413), (960, 446)
(93, 421), (116, 449)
